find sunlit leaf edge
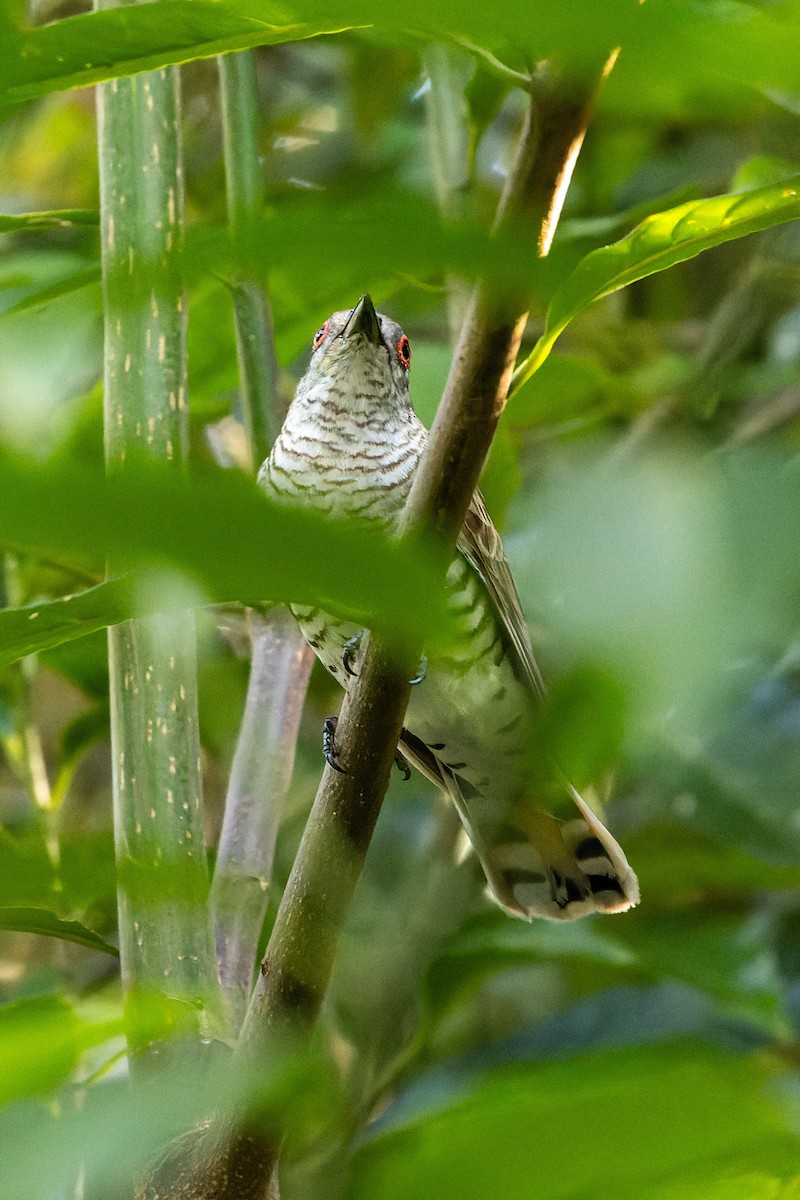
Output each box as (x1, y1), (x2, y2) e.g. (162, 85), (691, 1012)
(512, 175), (800, 393)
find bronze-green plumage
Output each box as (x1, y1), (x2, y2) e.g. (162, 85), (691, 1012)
(259, 295), (639, 920)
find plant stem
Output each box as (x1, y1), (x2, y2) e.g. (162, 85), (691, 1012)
(217, 49), (282, 466)
(96, 51), (220, 1061)
(424, 42), (472, 337)
(211, 49), (314, 1036)
(212, 609), (313, 1033)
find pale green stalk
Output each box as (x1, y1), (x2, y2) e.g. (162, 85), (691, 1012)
(218, 50), (281, 465)
(96, 46), (220, 1060)
(212, 50), (314, 1034)
(424, 43), (473, 339)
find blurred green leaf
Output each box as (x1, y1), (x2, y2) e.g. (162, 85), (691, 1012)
(426, 911), (635, 1025)
(627, 826), (800, 902)
(0, 1041), (335, 1199)
(0, 995), (119, 1106)
(0, 451), (448, 659)
(0, 997), (81, 1106)
(513, 177), (800, 393)
(0, 578), (141, 670)
(507, 353), (618, 429)
(619, 909), (785, 1035)
(0, 211), (99, 232)
(647, 1174), (800, 1200)
(10, 0), (800, 114)
(0, 907), (118, 956)
(0, 264), (101, 319)
(58, 832), (117, 914)
(0, 0), (634, 108)
(0, 828), (56, 907)
(530, 664), (626, 791)
(0, 2), (361, 106)
(349, 1043), (798, 1200)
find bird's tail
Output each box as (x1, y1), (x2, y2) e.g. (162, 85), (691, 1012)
(398, 729), (638, 921)
(484, 786), (640, 921)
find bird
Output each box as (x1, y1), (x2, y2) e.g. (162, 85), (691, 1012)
(258, 294), (639, 920)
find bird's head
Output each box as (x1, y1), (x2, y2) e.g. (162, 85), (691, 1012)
(296, 294), (413, 415)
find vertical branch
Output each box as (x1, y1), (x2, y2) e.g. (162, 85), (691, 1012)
(212, 49), (314, 1033)
(212, 609), (313, 1032)
(217, 49), (281, 467)
(97, 54), (220, 1060)
(423, 43), (473, 338)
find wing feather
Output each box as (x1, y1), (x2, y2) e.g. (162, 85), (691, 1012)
(457, 491), (545, 698)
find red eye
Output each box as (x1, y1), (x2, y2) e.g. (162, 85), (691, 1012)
(396, 335), (411, 369)
(313, 321), (329, 350)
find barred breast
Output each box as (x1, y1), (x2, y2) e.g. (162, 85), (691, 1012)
(261, 400), (533, 822)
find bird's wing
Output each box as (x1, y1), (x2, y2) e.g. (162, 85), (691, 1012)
(452, 491), (640, 919)
(457, 490), (545, 699)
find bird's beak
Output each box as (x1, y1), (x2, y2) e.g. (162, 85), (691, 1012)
(342, 294), (382, 345)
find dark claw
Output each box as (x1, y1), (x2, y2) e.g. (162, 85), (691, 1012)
(342, 632), (363, 679)
(323, 715), (346, 774)
(409, 654), (427, 686)
(394, 750), (411, 781)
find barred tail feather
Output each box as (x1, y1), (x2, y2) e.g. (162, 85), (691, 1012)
(487, 788), (639, 921)
(398, 730), (639, 922)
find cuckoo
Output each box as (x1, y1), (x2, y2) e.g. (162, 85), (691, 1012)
(259, 294), (639, 920)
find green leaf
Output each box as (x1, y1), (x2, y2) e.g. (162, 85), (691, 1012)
(0, 263), (101, 318)
(425, 911), (635, 1025)
(0, 996), (83, 1105)
(0, 577), (157, 670)
(0, 210), (99, 232)
(0, 995), (122, 1106)
(628, 826), (800, 901)
(0, 827), (56, 907)
(0, 0), (636, 108)
(0, 451), (448, 664)
(618, 909), (785, 1035)
(530, 664), (626, 791)
(0, 2), (362, 106)
(349, 1044), (799, 1200)
(0, 907), (118, 956)
(512, 177), (800, 393)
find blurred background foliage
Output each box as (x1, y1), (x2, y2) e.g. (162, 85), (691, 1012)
(2, 0), (800, 1197)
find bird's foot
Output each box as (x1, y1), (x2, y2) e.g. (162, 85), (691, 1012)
(323, 715), (346, 774)
(342, 631), (364, 678)
(394, 748), (411, 781)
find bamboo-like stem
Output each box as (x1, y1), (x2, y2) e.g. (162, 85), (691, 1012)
(211, 49), (314, 1036)
(217, 49), (281, 466)
(212, 609), (313, 1033)
(96, 52), (220, 1064)
(149, 52), (616, 1200)
(424, 42), (472, 338)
